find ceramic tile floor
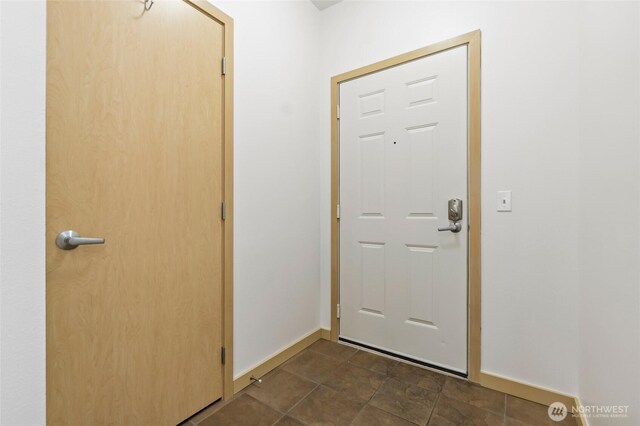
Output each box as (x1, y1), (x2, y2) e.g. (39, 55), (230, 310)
(181, 339), (578, 426)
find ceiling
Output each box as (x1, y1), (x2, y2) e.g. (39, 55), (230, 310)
(310, 0), (343, 11)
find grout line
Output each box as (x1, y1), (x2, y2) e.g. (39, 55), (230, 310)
(426, 390), (442, 426)
(364, 388), (378, 404)
(270, 414), (285, 426)
(347, 374), (389, 425)
(503, 394), (507, 425)
(348, 404), (368, 425)
(281, 381), (320, 426)
(345, 347), (359, 362)
(251, 364), (321, 421)
(369, 375), (390, 403)
(243, 393), (289, 415)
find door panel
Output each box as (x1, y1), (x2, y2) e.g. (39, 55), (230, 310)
(46, 1), (224, 424)
(340, 46), (468, 372)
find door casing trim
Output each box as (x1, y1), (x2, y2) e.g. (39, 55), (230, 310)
(329, 30), (481, 382)
(186, 0), (235, 400)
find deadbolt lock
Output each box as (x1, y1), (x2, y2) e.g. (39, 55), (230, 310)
(438, 198), (463, 233)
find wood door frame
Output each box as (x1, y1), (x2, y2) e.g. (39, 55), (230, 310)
(188, 0), (235, 401)
(330, 30), (481, 382)
(44, 0), (235, 403)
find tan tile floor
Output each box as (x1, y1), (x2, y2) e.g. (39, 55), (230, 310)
(181, 339), (578, 426)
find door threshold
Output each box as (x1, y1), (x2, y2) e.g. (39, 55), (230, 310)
(339, 337), (467, 379)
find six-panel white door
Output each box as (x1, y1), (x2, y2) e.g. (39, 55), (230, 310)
(339, 46), (468, 373)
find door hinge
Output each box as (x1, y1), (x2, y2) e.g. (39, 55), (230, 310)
(221, 201), (226, 221)
(336, 204), (340, 220)
(221, 346), (226, 365)
(336, 104), (340, 120)
(221, 57), (227, 76)
(336, 303), (341, 319)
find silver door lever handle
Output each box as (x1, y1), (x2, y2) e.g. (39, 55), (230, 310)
(56, 230), (105, 250)
(438, 223), (462, 233)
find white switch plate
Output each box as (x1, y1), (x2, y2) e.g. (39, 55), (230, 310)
(497, 191), (512, 212)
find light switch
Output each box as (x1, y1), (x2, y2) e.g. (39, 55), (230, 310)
(497, 191), (512, 212)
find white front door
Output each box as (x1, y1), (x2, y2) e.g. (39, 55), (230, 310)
(339, 46), (468, 373)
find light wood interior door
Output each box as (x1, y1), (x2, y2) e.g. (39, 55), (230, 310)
(46, 1), (225, 424)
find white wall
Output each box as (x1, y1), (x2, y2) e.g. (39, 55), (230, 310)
(0, 1), (47, 425)
(214, 0), (323, 377)
(319, 1), (582, 396)
(578, 2), (640, 425)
